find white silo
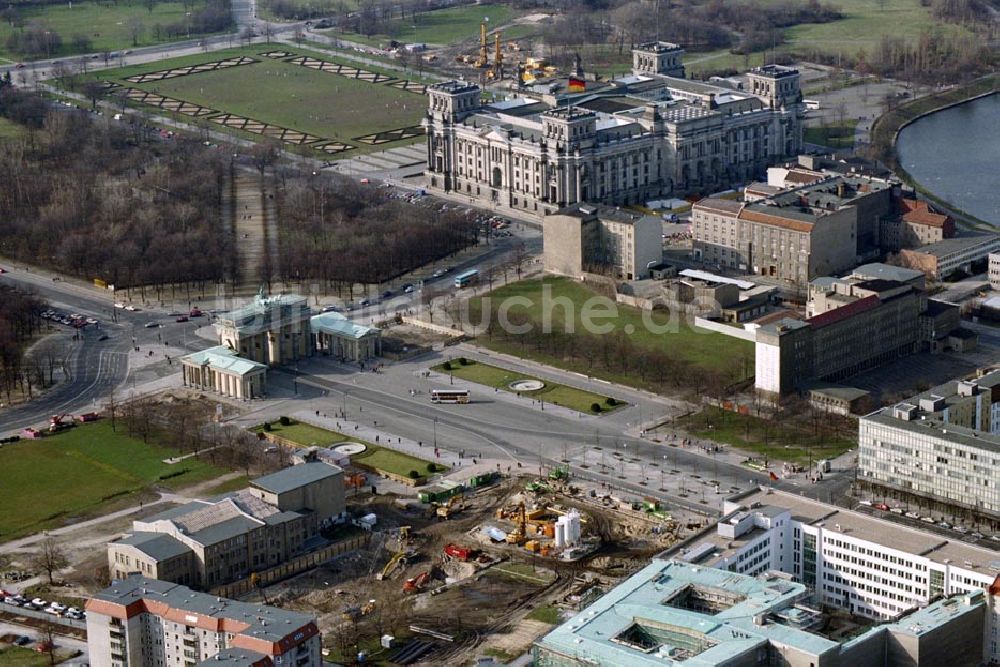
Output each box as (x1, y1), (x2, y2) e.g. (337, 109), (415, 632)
(565, 510), (581, 546)
(554, 517), (567, 548)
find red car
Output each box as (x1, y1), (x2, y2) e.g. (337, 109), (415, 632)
(874, 503), (890, 511)
(189, 308), (203, 317)
(176, 316), (189, 323)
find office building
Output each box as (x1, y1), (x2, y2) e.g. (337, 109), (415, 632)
(990, 253), (1000, 291)
(215, 291), (312, 367)
(86, 574), (321, 666)
(108, 462), (345, 589)
(425, 43), (803, 217)
(655, 486), (1000, 663)
(879, 198), (955, 252)
(543, 204), (661, 279)
(534, 556), (987, 667)
(755, 272), (972, 395)
(858, 369), (1000, 519)
(692, 173), (895, 284)
(896, 233), (1000, 280)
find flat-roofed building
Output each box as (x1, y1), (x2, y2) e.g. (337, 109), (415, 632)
(858, 369), (1000, 519)
(214, 291), (312, 367)
(85, 574), (321, 666)
(534, 555), (988, 667)
(990, 253), (1000, 291)
(657, 486), (1000, 663)
(544, 204), (662, 279)
(896, 233), (1000, 280)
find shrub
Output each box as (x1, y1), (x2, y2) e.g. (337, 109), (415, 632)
(408, 470), (420, 479)
(591, 403), (602, 413)
(262, 422), (272, 432)
(427, 462), (437, 473)
(443, 360), (452, 371)
(279, 415), (291, 426)
(605, 397), (617, 406)
(458, 357), (469, 365)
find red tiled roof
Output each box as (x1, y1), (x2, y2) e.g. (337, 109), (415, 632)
(807, 294), (880, 329)
(738, 208), (814, 232)
(903, 208), (950, 228)
(784, 168), (824, 185)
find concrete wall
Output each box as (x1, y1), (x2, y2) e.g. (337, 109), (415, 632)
(543, 214), (585, 277)
(693, 316), (758, 342)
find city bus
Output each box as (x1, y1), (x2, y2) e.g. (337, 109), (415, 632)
(453, 269), (479, 289)
(431, 389), (470, 404)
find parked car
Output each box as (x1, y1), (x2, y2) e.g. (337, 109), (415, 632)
(402, 283), (414, 293)
(358, 298), (370, 307)
(381, 290), (392, 299)
(189, 308), (203, 317)
(144, 321), (159, 328)
(124, 305), (138, 311)
(14, 636), (31, 646)
(873, 503), (890, 511)
(31, 598), (47, 607)
(432, 268), (446, 278)
(175, 316), (189, 323)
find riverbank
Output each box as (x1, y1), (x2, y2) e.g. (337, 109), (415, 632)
(871, 74), (1000, 230)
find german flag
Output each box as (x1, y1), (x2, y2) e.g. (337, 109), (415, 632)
(568, 77), (585, 93)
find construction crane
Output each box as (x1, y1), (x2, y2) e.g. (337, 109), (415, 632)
(489, 33), (503, 80)
(474, 18), (490, 68)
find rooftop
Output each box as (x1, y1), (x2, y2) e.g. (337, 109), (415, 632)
(115, 532), (190, 562)
(694, 487), (1000, 578)
(807, 294), (880, 329)
(87, 574), (317, 645)
(215, 292), (311, 336)
(850, 263), (925, 284)
(251, 461), (343, 496)
(905, 233), (1000, 258)
(180, 346), (267, 377)
(311, 312), (379, 340)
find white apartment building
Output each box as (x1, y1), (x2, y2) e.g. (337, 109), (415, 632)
(671, 487), (1000, 662)
(86, 575), (321, 666)
(990, 253), (1000, 291)
(425, 43), (803, 217)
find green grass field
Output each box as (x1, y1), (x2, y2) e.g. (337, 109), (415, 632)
(804, 120), (856, 149)
(255, 419), (350, 446)
(676, 406), (855, 465)
(434, 359), (625, 414)
(469, 278), (753, 389)
(0, 421), (227, 541)
(138, 57), (422, 141)
(330, 4), (517, 47)
(0, 0), (223, 61)
(0, 645), (57, 667)
(252, 420), (440, 478)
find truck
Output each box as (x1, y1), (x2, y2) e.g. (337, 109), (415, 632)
(443, 544), (476, 561)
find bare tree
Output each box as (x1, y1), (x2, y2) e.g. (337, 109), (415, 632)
(30, 538), (69, 584)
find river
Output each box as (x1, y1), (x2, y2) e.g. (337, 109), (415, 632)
(895, 93), (1000, 225)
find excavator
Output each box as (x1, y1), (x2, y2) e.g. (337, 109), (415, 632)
(435, 496), (462, 520)
(376, 526), (412, 580)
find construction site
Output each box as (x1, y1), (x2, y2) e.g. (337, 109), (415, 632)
(254, 467), (708, 665)
(445, 17), (568, 90)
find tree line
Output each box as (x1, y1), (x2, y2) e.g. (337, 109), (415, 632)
(274, 170), (480, 294)
(0, 88), (230, 291)
(0, 286), (47, 405)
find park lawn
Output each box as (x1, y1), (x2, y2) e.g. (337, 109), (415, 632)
(353, 446), (439, 479)
(0, 421), (228, 541)
(0, 645), (57, 667)
(259, 0), (359, 21)
(676, 406), (856, 466)
(804, 120), (856, 149)
(253, 419), (349, 446)
(332, 4), (518, 47)
(434, 359), (625, 414)
(0, 0), (223, 62)
(250, 420), (440, 478)
(201, 474), (250, 495)
(470, 277), (754, 379)
(526, 604), (562, 624)
(133, 55), (424, 141)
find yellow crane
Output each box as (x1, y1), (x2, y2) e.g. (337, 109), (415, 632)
(475, 19), (490, 68)
(506, 501), (527, 545)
